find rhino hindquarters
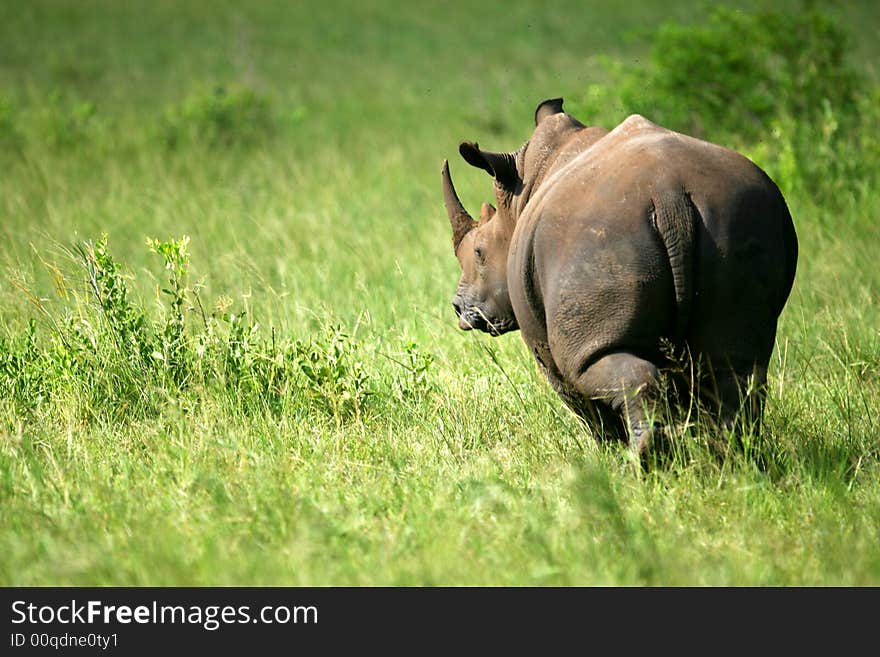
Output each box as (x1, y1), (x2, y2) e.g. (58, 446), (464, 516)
(684, 186), (789, 437)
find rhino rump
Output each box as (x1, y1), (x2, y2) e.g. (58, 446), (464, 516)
(508, 133), (793, 385)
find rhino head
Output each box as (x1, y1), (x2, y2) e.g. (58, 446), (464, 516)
(442, 97), (581, 336)
(442, 156), (518, 336)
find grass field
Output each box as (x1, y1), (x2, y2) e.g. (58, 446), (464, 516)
(1, 0), (879, 585)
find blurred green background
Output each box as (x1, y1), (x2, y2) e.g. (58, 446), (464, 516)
(1, 0), (879, 585)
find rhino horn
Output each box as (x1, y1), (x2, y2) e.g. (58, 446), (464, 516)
(441, 159), (475, 251)
(459, 142), (518, 189)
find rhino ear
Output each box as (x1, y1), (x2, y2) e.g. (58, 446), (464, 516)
(459, 142), (518, 188)
(478, 202), (496, 225)
(535, 98), (564, 126)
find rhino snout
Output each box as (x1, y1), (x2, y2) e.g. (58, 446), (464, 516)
(451, 297), (471, 331)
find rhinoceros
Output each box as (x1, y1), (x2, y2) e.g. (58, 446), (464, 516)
(441, 98), (798, 458)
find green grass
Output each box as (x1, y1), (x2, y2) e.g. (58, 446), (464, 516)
(1, 0), (880, 585)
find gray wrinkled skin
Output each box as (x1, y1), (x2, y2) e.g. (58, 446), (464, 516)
(442, 98), (798, 460)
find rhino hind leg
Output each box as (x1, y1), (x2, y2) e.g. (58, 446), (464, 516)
(569, 351), (662, 460)
(534, 347), (628, 443)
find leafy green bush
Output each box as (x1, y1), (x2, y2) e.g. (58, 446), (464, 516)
(1, 236), (379, 424)
(0, 97), (22, 155)
(618, 5), (859, 141)
(389, 341), (436, 403)
(293, 325), (371, 420)
(146, 236), (190, 383)
(0, 320), (49, 414)
(579, 2), (878, 208)
(79, 235), (154, 364)
(161, 85), (274, 149)
(38, 91), (100, 149)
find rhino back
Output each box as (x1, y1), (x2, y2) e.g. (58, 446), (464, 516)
(508, 116), (796, 379)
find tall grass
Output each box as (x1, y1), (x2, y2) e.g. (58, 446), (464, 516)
(1, 0), (879, 585)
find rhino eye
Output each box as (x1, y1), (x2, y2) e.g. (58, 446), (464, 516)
(474, 246), (484, 261)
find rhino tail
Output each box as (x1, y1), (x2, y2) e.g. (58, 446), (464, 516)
(651, 190), (697, 341)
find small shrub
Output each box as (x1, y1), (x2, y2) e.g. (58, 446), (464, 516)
(389, 341), (436, 403)
(2, 236), (375, 424)
(79, 235), (154, 365)
(147, 236), (191, 383)
(39, 91), (99, 149)
(161, 85), (274, 149)
(0, 96), (23, 155)
(293, 325), (370, 420)
(0, 320), (49, 414)
(218, 310), (284, 412)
